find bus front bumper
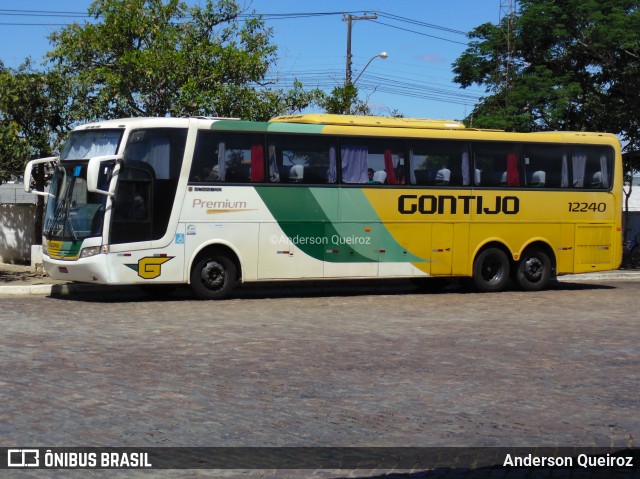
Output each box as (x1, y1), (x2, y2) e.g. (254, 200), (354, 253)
(43, 254), (111, 284)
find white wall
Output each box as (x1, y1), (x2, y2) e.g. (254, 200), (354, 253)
(0, 203), (36, 264)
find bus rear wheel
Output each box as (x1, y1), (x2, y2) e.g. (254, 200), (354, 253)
(514, 248), (551, 291)
(472, 247), (510, 292)
(190, 254), (237, 300)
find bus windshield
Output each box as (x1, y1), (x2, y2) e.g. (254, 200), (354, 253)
(60, 129), (123, 160)
(45, 162), (113, 241)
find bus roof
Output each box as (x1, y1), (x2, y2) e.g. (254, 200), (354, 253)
(269, 114), (466, 130)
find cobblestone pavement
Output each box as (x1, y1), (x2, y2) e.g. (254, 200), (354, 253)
(1, 279), (639, 478)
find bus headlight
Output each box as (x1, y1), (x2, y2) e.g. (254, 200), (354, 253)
(79, 246), (102, 258)
(42, 241), (48, 256)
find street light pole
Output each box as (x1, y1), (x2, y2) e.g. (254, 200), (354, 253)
(352, 51), (388, 85)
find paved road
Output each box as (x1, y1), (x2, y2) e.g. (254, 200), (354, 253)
(2, 279), (639, 478)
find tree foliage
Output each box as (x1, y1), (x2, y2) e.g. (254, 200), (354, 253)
(453, 0), (640, 175)
(316, 84), (372, 115)
(46, 0), (316, 121)
(0, 60), (70, 182)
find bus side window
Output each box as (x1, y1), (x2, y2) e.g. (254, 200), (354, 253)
(522, 144), (567, 188)
(345, 139), (404, 185)
(267, 135), (337, 184)
(192, 132), (265, 183)
(472, 142), (521, 187)
(572, 146), (612, 189)
(408, 140), (469, 186)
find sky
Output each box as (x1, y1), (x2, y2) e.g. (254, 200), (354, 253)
(0, 0), (500, 121)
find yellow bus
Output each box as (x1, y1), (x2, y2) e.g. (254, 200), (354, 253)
(24, 114), (623, 298)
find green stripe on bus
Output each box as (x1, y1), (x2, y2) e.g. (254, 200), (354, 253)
(210, 120), (269, 132)
(211, 120), (325, 135)
(255, 187), (425, 263)
(266, 122), (325, 134)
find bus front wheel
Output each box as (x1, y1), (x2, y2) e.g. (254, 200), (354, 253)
(514, 248), (551, 291)
(472, 247), (510, 292)
(190, 254), (237, 300)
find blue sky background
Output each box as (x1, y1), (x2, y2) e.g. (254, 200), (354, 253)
(0, 0), (500, 121)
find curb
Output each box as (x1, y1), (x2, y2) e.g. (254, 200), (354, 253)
(557, 271), (640, 282)
(0, 284), (56, 296)
(0, 283), (133, 296)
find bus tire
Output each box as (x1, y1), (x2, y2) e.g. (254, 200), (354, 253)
(190, 254), (237, 300)
(472, 247), (510, 292)
(514, 248), (551, 291)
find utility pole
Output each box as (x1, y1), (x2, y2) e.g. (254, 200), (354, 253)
(343, 13), (378, 85)
(498, 0), (517, 96)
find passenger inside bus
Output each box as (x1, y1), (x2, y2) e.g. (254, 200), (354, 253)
(373, 170), (387, 184)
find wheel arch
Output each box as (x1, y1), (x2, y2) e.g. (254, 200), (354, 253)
(187, 241), (243, 285)
(517, 239), (557, 276)
(471, 239), (514, 273)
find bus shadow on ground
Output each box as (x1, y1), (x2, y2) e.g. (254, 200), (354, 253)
(48, 277), (616, 303)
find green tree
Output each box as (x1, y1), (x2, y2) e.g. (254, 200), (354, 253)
(0, 60), (71, 241)
(316, 84), (372, 115)
(0, 121), (30, 185)
(453, 0), (640, 241)
(453, 0), (640, 156)
(47, 0), (316, 121)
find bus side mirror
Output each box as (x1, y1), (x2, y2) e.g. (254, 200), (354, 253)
(24, 156), (58, 197)
(87, 155), (122, 196)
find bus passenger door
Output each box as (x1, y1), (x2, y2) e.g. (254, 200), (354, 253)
(430, 223), (453, 275)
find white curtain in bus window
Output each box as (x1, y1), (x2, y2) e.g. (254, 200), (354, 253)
(341, 145), (368, 183)
(562, 154), (569, 187)
(572, 150), (587, 187)
(462, 151), (471, 185)
(217, 141), (226, 181)
(268, 145), (280, 182)
(408, 150), (417, 184)
(143, 138), (170, 179)
(65, 131), (121, 159)
(598, 154), (609, 188)
(328, 146), (337, 183)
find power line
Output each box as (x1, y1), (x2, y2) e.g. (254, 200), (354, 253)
(376, 12), (467, 35)
(0, 7), (480, 112)
(370, 20), (468, 46)
(0, 8), (472, 43)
